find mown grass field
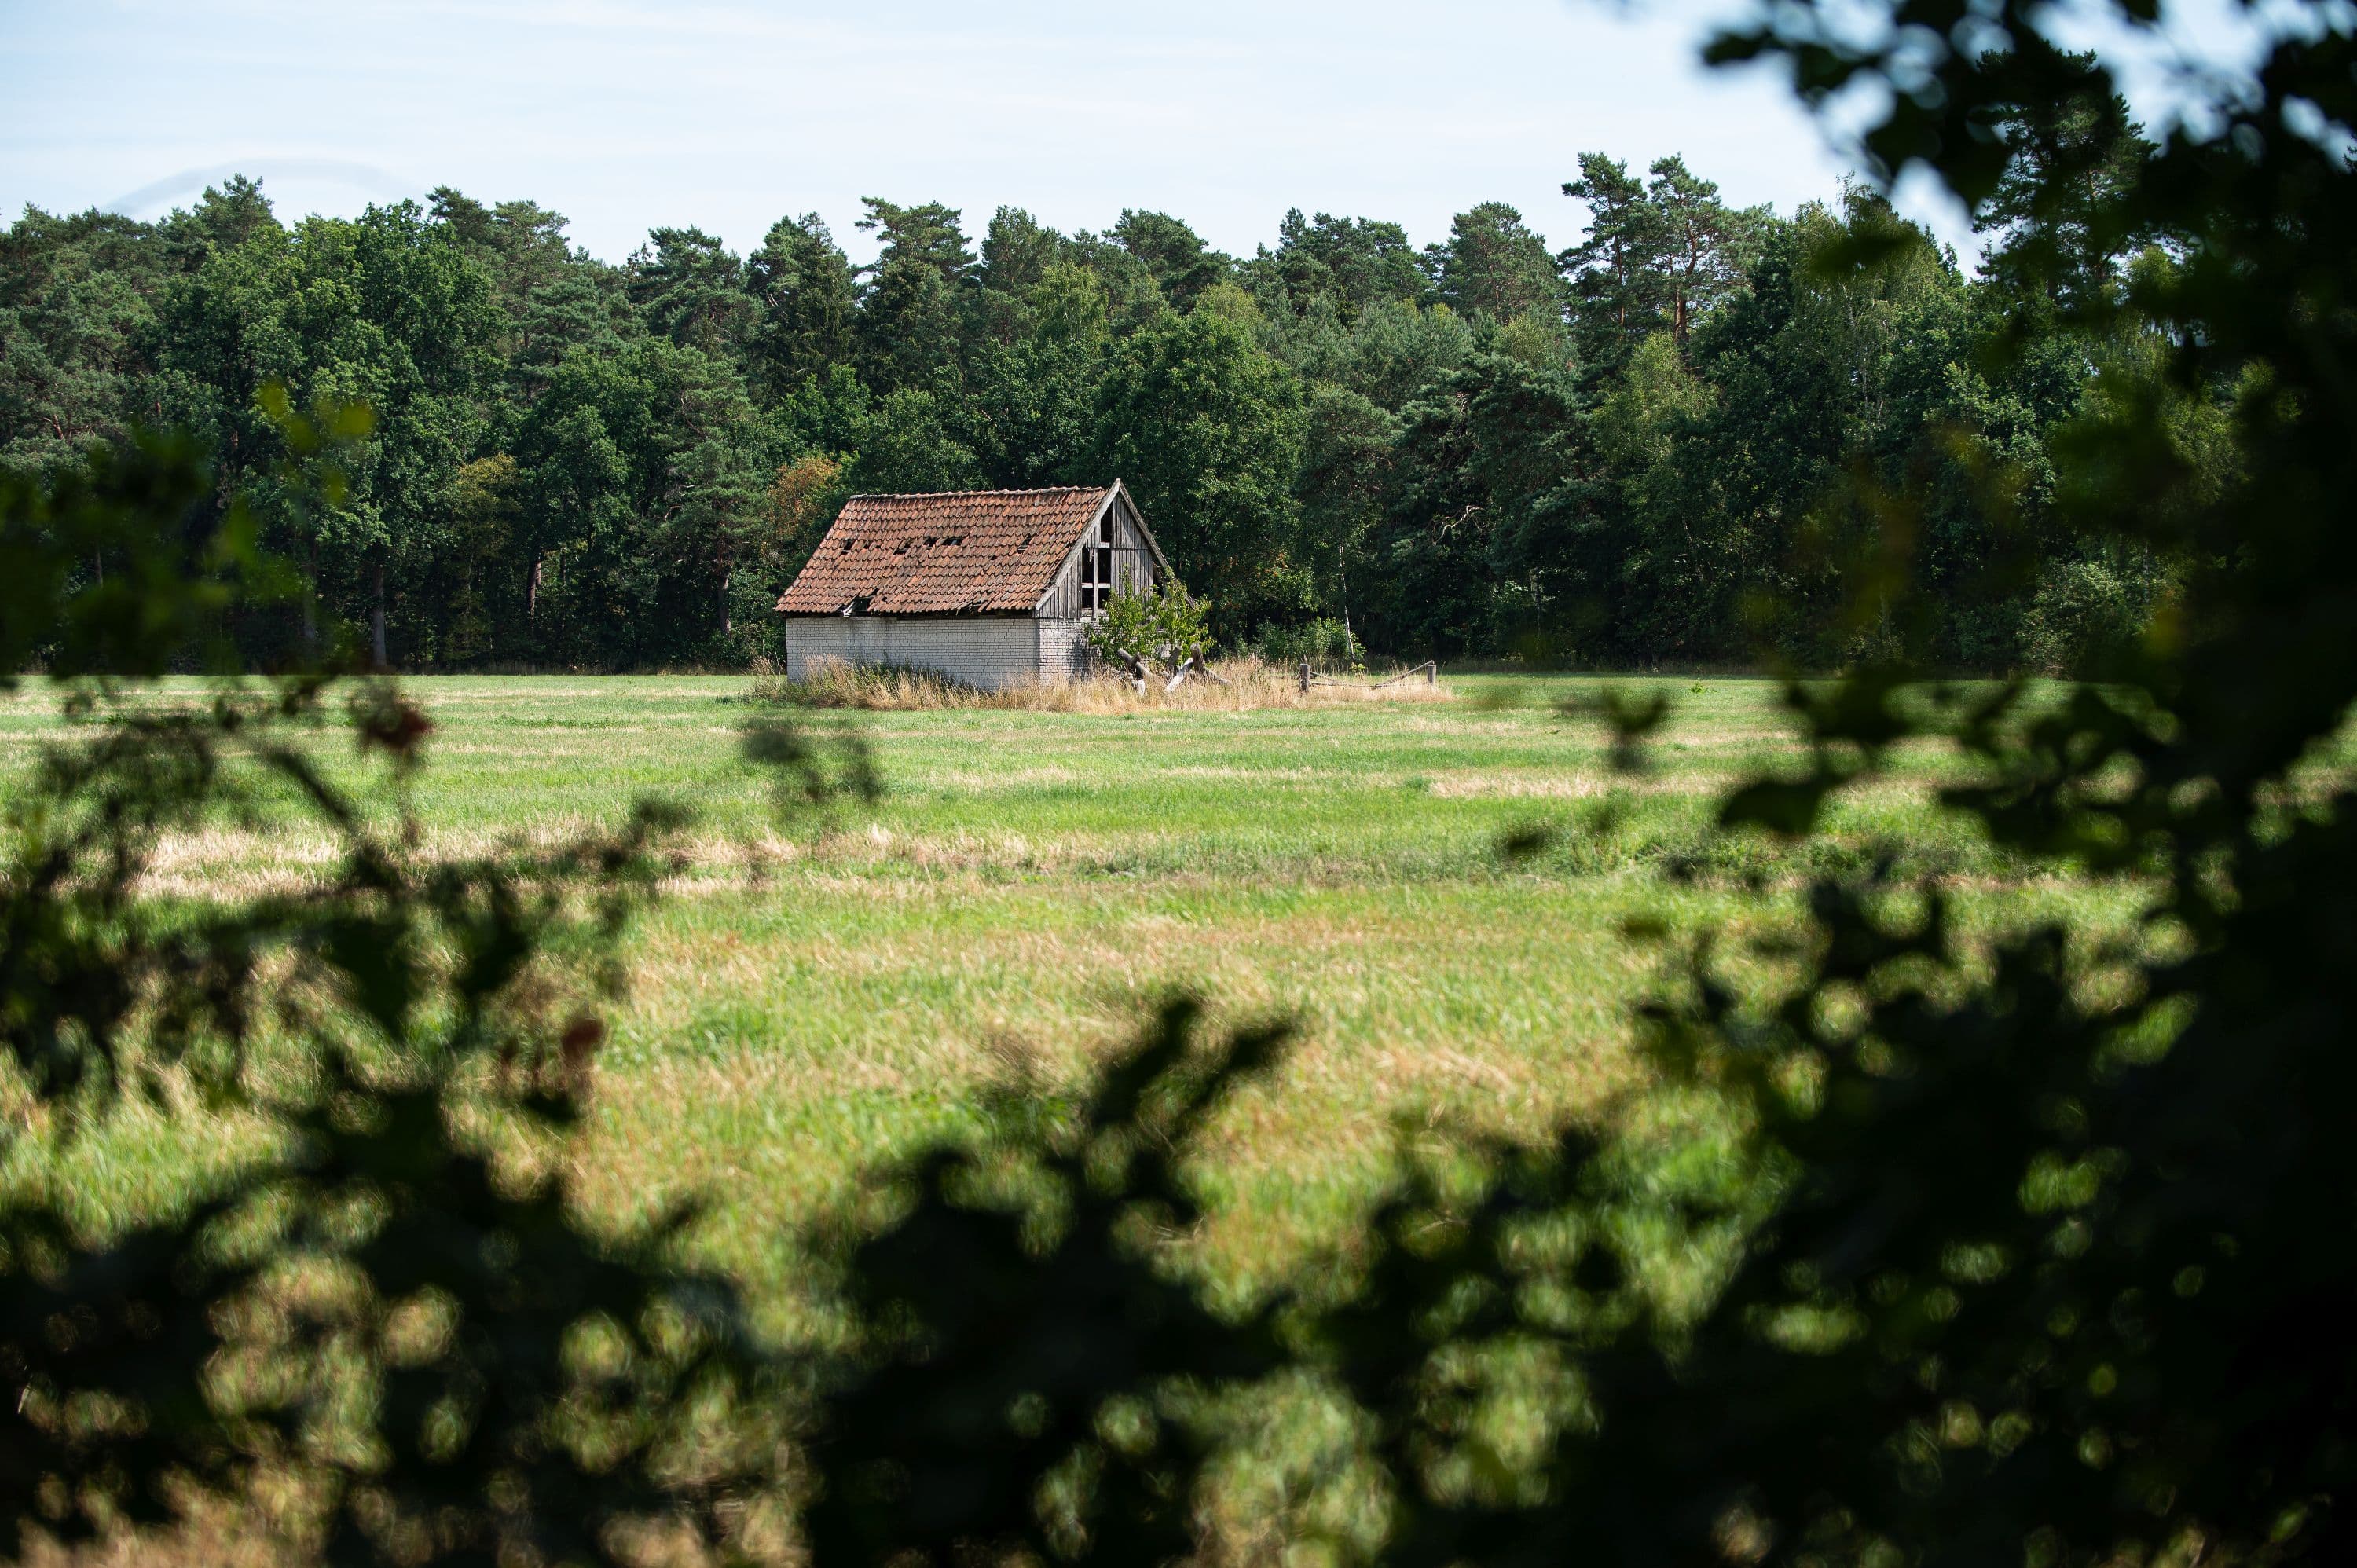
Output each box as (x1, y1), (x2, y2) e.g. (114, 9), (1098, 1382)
(0, 672), (2147, 1332)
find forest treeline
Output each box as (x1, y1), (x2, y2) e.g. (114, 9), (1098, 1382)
(2, 88), (2198, 671)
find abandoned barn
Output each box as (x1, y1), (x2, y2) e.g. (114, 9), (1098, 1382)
(775, 482), (1172, 689)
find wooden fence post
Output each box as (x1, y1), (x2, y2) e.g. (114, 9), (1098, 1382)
(1299, 659), (1311, 694)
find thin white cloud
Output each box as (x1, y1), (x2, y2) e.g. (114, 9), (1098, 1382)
(105, 159), (418, 218)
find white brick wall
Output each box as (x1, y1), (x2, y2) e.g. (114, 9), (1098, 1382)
(785, 616), (1045, 691)
(1036, 617), (1090, 680)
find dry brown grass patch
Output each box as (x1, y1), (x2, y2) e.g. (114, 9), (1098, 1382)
(756, 656), (1453, 713)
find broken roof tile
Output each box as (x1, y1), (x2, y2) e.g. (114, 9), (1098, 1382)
(776, 486), (1113, 616)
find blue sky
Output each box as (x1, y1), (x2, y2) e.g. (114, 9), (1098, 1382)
(0, 0), (2291, 268)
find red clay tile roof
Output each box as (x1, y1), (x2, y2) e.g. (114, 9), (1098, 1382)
(776, 486), (1114, 616)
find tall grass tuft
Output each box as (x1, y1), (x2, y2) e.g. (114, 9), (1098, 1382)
(754, 655), (1452, 713)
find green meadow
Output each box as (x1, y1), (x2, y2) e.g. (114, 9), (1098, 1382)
(0, 672), (2149, 1329)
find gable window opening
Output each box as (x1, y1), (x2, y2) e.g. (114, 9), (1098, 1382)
(1082, 514), (1116, 614)
(1081, 513), (1116, 614)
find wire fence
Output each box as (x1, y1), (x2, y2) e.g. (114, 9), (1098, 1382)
(1299, 660), (1439, 691)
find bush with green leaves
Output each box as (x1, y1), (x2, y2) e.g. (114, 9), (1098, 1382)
(0, 428), (836, 1565)
(2016, 548), (2168, 676)
(1281, 4), (2357, 1563)
(1080, 581), (1213, 676)
(1254, 616), (1362, 672)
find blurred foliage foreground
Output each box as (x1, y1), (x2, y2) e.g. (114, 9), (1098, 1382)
(7, 2), (2357, 1563)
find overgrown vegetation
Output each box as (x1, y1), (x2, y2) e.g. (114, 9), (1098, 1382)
(0, 434), (779, 1565)
(1080, 582), (1215, 687)
(750, 651), (1443, 711)
(1254, 616), (1363, 672)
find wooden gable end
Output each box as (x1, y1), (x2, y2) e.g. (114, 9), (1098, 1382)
(1038, 489), (1168, 619)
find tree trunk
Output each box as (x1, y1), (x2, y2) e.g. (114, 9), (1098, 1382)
(1340, 546), (1351, 649)
(371, 557), (388, 669)
(302, 537), (319, 651)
